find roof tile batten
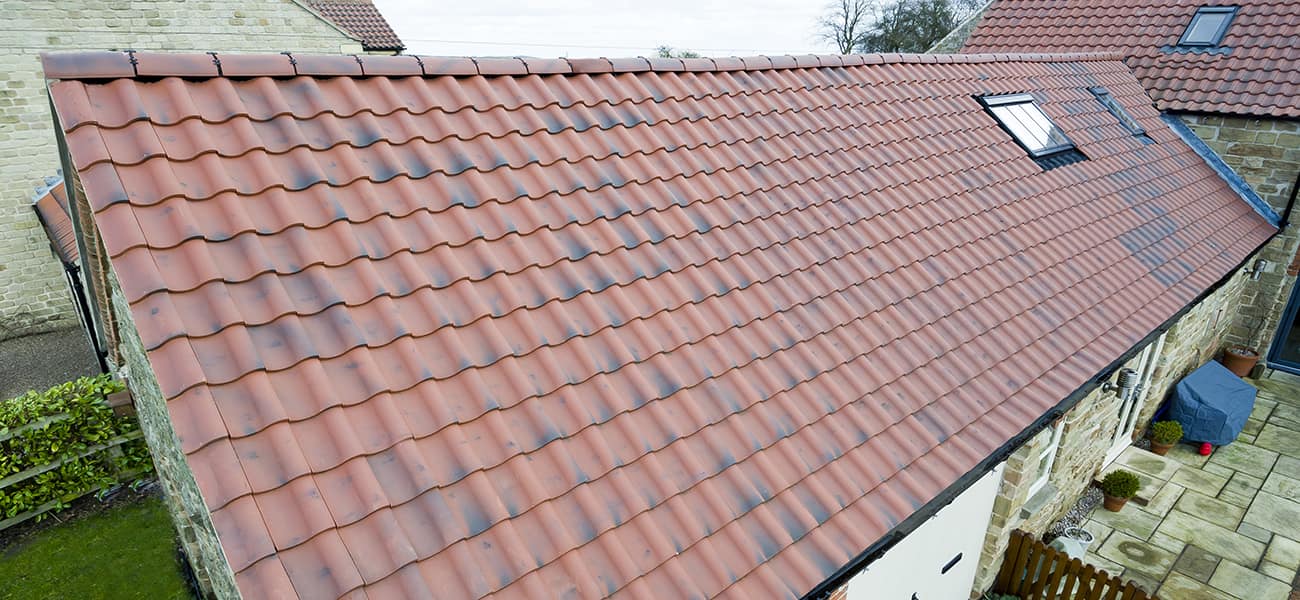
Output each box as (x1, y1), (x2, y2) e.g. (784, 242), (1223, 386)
(43, 50), (1274, 600)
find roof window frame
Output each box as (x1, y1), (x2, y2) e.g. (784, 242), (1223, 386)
(978, 93), (1078, 159)
(1088, 87), (1147, 137)
(1177, 6), (1238, 47)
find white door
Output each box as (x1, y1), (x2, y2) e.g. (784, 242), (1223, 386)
(844, 464), (1004, 600)
(1104, 332), (1167, 465)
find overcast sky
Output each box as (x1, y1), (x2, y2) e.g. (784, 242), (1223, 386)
(371, 0), (832, 58)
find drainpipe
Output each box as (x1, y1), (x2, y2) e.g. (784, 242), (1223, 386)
(1279, 171), (1299, 232)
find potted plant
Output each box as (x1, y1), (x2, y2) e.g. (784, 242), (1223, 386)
(1100, 470), (1140, 512)
(1149, 420), (1183, 456)
(1221, 345), (1260, 378)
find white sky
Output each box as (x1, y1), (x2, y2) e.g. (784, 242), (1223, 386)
(371, 0), (833, 58)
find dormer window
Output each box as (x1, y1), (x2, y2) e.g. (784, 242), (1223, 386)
(980, 93), (1083, 168)
(1178, 6), (1237, 46)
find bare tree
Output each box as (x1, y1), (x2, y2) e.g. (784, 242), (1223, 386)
(818, 0), (983, 54)
(817, 0), (872, 54)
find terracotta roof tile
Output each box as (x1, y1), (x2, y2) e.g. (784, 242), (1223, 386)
(305, 0), (404, 52)
(960, 0), (1300, 117)
(44, 50), (1274, 599)
(31, 178), (78, 265)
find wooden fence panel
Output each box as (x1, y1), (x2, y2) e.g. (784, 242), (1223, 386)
(992, 530), (1156, 600)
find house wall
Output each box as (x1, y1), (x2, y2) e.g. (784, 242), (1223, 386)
(1177, 115), (1299, 358)
(969, 269), (1250, 594)
(108, 270), (239, 600)
(0, 0), (361, 340)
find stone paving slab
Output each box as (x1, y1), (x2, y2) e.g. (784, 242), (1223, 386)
(1098, 531), (1178, 580)
(1090, 503), (1162, 540)
(1261, 470), (1300, 499)
(1265, 535), (1300, 570)
(1259, 561), (1297, 585)
(1173, 545), (1222, 583)
(1116, 446), (1182, 480)
(1244, 492), (1300, 541)
(1208, 559), (1292, 600)
(1220, 471), (1264, 507)
(1159, 570), (1232, 599)
(1156, 510), (1266, 567)
(1208, 442), (1279, 479)
(1170, 465), (1229, 496)
(1174, 490), (1245, 530)
(1255, 423), (1300, 456)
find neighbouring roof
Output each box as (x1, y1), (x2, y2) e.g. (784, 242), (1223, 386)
(959, 0), (1300, 117)
(43, 50), (1275, 599)
(31, 176), (78, 265)
(306, 0), (404, 52)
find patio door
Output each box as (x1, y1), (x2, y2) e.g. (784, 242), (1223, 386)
(1267, 280), (1300, 375)
(1104, 332), (1167, 465)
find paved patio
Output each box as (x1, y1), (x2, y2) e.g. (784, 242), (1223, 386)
(1076, 372), (1300, 600)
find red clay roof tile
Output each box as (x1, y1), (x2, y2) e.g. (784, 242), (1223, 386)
(305, 0), (404, 53)
(31, 179), (79, 265)
(960, 0), (1300, 117)
(44, 50), (1274, 599)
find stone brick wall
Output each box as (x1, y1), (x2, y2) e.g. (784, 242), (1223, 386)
(0, 0), (361, 340)
(1176, 115), (1299, 358)
(109, 269), (239, 599)
(970, 270), (1253, 594)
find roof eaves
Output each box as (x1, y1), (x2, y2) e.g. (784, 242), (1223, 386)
(39, 50), (1127, 81)
(1162, 113), (1280, 226)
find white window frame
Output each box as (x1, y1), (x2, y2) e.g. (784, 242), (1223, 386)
(1027, 420), (1065, 498)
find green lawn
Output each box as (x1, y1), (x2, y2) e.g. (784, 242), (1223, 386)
(0, 495), (192, 599)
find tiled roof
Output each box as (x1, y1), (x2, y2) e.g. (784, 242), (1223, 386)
(306, 0), (404, 52)
(31, 177), (78, 265)
(44, 50), (1275, 599)
(960, 0), (1300, 117)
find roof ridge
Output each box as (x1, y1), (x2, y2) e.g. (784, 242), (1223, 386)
(39, 50), (1126, 80)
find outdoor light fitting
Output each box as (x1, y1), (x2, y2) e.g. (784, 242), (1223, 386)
(1102, 368), (1139, 397)
(1248, 259), (1271, 281)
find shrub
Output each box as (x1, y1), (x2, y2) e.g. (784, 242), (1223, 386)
(1151, 420), (1183, 445)
(1100, 469), (1141, 499)
(0, 375), (152, 524)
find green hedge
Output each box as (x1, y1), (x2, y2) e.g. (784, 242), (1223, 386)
(0, 375), (153, 525)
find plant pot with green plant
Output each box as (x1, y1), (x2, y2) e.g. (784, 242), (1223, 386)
(1100, 470), (1140, 512)
(1149, 420), (1183, 456)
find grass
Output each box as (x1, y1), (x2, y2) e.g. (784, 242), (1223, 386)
(0, 493), (191, 599)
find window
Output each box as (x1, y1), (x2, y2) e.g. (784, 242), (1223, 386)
(980, 93), (1080, 166)
(1089, 87), (1147, 137)
(1027, 421), (1065, 498)
(1178, 6), (1237, 46)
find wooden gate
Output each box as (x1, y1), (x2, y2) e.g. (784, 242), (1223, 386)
(992, 530), (1156, 600)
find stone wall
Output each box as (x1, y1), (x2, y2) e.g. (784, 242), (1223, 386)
(1176, 115), (1298, 358)
(970, 270), (1252, 594)
(109, 269), (239, 599)
(0, 0), (361, 339)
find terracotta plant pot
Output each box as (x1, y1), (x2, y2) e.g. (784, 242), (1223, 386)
(1102, 494), (1129, 512)
(1150, 440), (1174, 456)
(1221, 346), (1260, 378)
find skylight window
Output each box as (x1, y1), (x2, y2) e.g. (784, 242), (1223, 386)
(1178, 6), (1237, 46)
(980, 93), (1076, 158)
(1089, 87), (1146, 136)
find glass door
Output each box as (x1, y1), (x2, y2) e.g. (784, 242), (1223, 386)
(1267, 281), (1300, 375)
(1104, 332), (1167, 465)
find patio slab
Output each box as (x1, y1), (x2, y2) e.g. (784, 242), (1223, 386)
(1155, 510), (1266, 567)
(1208, 559), (1292, 600)
(1097, 531), (1178, 580)
(1074, 375), (1300, 599)
(1208, 442), (1278, 479)
(1244, 492), (1300, 540)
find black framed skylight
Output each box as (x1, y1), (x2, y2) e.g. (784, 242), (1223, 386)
(979, 93), (1077, 159)
(1089, 87), (1146, 136)
(1178, 6), (1238, 46)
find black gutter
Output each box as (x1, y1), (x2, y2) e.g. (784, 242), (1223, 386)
(802, 229), (1278, 599)
(1278, 170), (1298, 233)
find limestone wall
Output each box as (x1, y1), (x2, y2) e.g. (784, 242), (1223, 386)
(0, 0), (360, 339)
(1178, 115), (1298, 358)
